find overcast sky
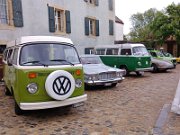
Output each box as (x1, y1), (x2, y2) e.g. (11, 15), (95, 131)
(115, 0), (180, 35)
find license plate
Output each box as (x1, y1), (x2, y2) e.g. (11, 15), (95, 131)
(104, 83), (112, 86)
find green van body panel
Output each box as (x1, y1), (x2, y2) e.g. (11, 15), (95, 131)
(95, 44), (152, 74)
(99, 55), (151, 72)
(6, 66), (84, 104)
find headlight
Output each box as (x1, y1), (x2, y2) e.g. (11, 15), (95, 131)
(137, 62), (142, 66)
(75, 79), (82, 88)
(85, 74), (98, 81)
(27, 83), (38, 94)
(116, 72), (122, 77)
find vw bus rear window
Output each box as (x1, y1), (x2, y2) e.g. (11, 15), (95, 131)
(20, 43), (80, 66)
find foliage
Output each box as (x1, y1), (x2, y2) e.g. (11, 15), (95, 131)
(128, 3), (180, 48)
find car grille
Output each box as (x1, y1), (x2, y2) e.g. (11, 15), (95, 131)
(99, 72), (116, 80)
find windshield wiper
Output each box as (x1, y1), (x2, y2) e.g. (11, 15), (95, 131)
(50, 59), (74, 66)
(22, 60), (48, 67)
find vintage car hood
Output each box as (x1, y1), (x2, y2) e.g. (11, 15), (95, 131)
(83, 64), (120, 74)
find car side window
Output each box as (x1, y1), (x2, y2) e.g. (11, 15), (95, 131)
(150, 52), (157, 57)
(121, 49), (132, 55)
(106, 48), (119, 55)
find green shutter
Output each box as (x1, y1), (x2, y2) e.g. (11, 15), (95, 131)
(12, 0), (23, 27)
(48, 6), (55, 32)
(96, 20), (99, 36)
(65, 10), (71, 34)
(109, 20), (114, 35)
(85, 17), (89, 36)
(109, 0), (113, 10)
(95, 0), (99, 6)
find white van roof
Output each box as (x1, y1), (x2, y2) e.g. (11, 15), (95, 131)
(95, 43), (145, 49)
(7, 36), (73, 47)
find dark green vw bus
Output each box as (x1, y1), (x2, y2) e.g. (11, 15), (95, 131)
(95, 43), (152, 76)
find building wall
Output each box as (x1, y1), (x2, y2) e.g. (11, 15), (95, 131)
(0, 0), (115, 54)
(115, 23), (123, 41)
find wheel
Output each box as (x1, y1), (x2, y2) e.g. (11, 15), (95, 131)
(15, 101), (24, 115)
(120, 66), (129, 76)
(111, 83), (117, 87)
(151, 64), (158, 73)
(136, 71), (144, 76)
(5, 87), (12, 96)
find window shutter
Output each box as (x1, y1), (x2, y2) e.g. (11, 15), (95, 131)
(109, 0), (113, 10)
(65, 10), (71, 34)
(96, 20), (99, 36)
(48, 6), (55, 32)
(109, 20), (114, 35)
(95, 0), (99, 6)
(85, 17), (89, 36)
(12, 0), (23, 27)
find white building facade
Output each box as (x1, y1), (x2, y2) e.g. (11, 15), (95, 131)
(0, 0), (115, 54)
(115, 16), (124, 41)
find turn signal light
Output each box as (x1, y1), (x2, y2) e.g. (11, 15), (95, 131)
(28, 72), (37, 79)
(75, 69), (81, 76)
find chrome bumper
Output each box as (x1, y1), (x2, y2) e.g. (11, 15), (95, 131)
(135, 67), (153, 72)
(85, 77), (124, 86)
(20, 94), (87, 110)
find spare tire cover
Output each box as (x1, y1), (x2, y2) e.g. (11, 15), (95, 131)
(45, 70), (75, 100)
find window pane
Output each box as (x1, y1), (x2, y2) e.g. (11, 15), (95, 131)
(20, 44), (80, 66)
(0, 0), (8, 24)
(121, 49), (131, 55)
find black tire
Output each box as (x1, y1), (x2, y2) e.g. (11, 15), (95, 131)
(5, 87), (12, 96)
(136, 71), (144, 76)
(15, 101), (24, 115)
(111, 83), (117, 87)
(151, 64), (158, 73)
(120, 66), (129, 76)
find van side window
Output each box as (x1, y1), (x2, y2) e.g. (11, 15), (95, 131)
(121, 49), (131, 55)
(7, 49), (13, 60)
(12, 48), (19, 65)
(3, 49), (8, 61)
(96, 49), (105, 55)
(106, 48), (118, 55)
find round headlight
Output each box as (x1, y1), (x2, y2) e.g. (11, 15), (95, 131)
(75, 79), (82, 88)
(138, 62), (142, 66)
(27, 83), (38, 94)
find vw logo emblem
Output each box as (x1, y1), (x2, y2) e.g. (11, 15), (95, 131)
(52, 76), (71, 95)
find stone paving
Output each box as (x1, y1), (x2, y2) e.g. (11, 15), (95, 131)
(0, 65), (179, 135)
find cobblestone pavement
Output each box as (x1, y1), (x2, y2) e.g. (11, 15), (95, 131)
(0, 65), (179, 135)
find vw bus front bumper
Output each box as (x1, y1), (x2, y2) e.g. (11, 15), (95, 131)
(19, 94), (87, 110)
(135, 67), (153, 72)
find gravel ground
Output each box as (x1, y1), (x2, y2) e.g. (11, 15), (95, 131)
(0, 65), (179, 135)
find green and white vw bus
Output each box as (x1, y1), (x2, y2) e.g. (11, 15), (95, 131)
(95, 43), (152, 76)
(3, 36), (87, 115)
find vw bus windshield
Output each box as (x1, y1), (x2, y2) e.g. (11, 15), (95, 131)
(133, 47), (149, 56)
(20, 43), (80, 66)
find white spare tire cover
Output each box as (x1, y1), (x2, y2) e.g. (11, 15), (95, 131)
(45, 70), (75, 100)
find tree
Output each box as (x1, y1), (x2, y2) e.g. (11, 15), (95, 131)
(128, 3), (180, 52)
(128, 8), (159, 47)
